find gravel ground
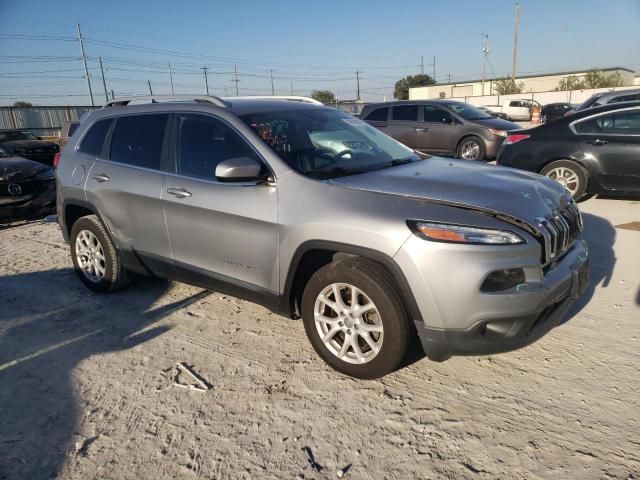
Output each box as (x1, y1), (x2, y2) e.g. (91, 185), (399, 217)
(0, 196), (638, 480)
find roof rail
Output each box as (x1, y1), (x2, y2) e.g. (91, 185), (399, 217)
(104, 95), (229, 108)
(224, 95), (324, 105)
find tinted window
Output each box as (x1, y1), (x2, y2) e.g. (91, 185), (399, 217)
(509, 101), (525, 107)
(110, 114), (168, 170)
(392, 105), (418, 121)
(78, 119), (111, 156)
(423, 105), (453, 123)
(365, 107), (388, 121)
(67, 122), (79, 137)
(176, 114), (260, 180)
(609, 93), (640, 103)
(574, 110), (640, 135)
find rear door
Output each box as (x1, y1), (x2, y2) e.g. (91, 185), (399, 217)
(162, 112), (279, 295)
(386, 105), (420, 148)
(573, 108), (640, 191)
(85, 113), (172, 271)
(415, 105), (458, 153)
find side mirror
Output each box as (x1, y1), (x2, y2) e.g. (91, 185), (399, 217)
(215, 157), (263, 181)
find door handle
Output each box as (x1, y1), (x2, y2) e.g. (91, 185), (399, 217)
(413, 127), (428, 132)
(167, 187), (192, 199)
(587, 139), (608, 146)
(91, 173), (110, 183)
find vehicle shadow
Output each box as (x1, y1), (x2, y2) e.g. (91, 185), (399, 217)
(0, 268), (206, 480)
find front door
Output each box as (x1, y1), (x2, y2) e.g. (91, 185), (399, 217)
(162, 113), (279, 298)
(415, 105), (458, 153)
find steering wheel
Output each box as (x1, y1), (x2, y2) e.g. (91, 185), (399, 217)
(333, 150), (354, 161)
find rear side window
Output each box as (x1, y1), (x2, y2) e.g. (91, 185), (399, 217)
(109, 114), (168, 170)
(392, 105), (418, 121)
(365, 107), (388, 121)
(176, 114), (261, 180)
(78, 119), (112, 156)
(574, 110), (640, 135)
(609, 93), (640, 103)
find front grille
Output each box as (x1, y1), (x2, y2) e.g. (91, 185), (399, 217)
(536, 201), (583, 264)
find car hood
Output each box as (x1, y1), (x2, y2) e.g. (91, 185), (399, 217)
(330, 157), (570, 228)
(0, 139), (58, 150)
(472, 117), (521, 131)
(0, 156), (50, 181)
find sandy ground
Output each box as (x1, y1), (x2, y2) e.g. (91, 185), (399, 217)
(0, 196), (638, 480)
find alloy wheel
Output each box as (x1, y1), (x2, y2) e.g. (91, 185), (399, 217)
(75, 229), (106, 283)
(460, 140), (480, 160)
(314, 283), (384, 364)
(545, 167), (580, 196)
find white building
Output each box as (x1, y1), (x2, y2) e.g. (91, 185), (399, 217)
(409, 67), (635, 100)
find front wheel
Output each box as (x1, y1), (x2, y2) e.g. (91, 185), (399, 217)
(540, 160), (588, 200)
(456, 136), (486, 161)
(301, 259), (411, 379)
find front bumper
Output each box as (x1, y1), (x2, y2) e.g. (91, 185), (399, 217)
(484, 136), (506, 160)
(395, 233), (588, 360)
(0, 180), (56, 222)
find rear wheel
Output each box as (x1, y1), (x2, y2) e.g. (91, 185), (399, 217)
(540, 160), (588, 200)
(301, 259), (411, 379)
(456, 136), (486, 161)
(70, 215), (129, 293)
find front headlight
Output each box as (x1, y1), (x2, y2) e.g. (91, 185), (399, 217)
(36, 169), (56, 181)
(488, 128), (508, 137)
(408, 221), (524, 245)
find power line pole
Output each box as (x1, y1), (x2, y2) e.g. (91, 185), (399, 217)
(356, 71), (361, 101)
(421, 56), (424, 74)
(269, 69), (275, 96)
(511, 2), (520, 80)
(481, 33), (489, 95)
(233, 64), (239, 96)
(147, 80), (153, 95)
(290, 80), (293, 95)
(448, 73), (451, 83)
(99, 56), (108, 103)
(110, 90), (115, 100)
(168, 63), (175, 96)
(76, 23), (94, 106)
(430, 55), (436, 82)
(202, 67), (210, 95)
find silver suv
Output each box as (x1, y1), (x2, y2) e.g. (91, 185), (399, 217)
(57, 95), (589, 379)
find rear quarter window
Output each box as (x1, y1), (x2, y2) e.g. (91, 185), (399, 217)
(77, 119), (112, 157)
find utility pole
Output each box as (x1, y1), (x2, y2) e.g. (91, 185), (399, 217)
(168, 63), (175, 96)
(421, 56), (424, 74)
(356, 70), (361, 101)
(99, 56), (108, 103)
(448, 73), (451, 83)
(147, 80), (153, 95)
(110, 90), (115, 100)
(481, 34), (489, 95)
(290, 80), (293, 95)
(431, 55), (436, 82)
(76, 23), (94, 106)
(202, 67), (210, 95)
(233, 64), (239, 96)
(269, 69), (275, 96)
(511, 2), (520, 80)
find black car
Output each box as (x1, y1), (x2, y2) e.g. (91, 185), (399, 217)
(497, 101), (640, 200)
(0, 146), (56, 222)
(541, 103), (574, 123)
(0, 129), (60, 166)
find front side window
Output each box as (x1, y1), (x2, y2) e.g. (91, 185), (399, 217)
(423, 105), (453, 123)
(392, 105), (419, 121)
(365, 107), (388, 122)
(109, 114), (168, 170)
(175, 114), (261, 180)
(78, 118), (112, 156)
(574, 110), (640, 135)
(240, 108), (422, 179)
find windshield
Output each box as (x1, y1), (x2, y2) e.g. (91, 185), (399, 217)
(240, 108), (423, 179)
(442, 102), (492, 120)
(0, 146), (10, 157)
(0, 130), (38, 142)
(575, 94), (601, 112)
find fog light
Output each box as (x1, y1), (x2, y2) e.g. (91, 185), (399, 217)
(481, 268), (525, 292)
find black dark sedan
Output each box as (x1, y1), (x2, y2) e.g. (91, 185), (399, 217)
(0, 146), (56, 222)
(0, 129), (59, 166)
(540, 102), (574, 123)
(497, 101), (640, 200)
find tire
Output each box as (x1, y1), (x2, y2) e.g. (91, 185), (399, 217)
(70, 215), (129, 293)
(540, 160), (588, 201)
(301, 258), (411, 379)
(456, 136), (486, 161)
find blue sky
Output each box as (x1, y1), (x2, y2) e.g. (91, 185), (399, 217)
(1, 0), (639, 105)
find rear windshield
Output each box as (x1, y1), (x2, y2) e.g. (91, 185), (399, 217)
(240, 108), (422, 179)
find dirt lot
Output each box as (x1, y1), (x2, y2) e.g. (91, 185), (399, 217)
(0, 196), (638, 480)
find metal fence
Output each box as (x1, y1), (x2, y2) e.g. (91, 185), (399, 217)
(0, 106), (98, 137)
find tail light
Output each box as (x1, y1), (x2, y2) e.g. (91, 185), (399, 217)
(53, 153), (61, 168)
(504, 134), (530, 145)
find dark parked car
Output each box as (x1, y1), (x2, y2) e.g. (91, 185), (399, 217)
(567, 88), (640, 115)
(0, 146), (56, 222)
(541, 103), (574, 123)
(497, 102), (640, 200)
(361, 100), (520, 161)
(0, 129), (60, 166)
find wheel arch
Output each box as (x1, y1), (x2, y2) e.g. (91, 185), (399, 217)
(280, 240), (423, 325)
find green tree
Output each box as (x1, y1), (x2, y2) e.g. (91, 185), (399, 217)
(556, 70), (625, 91)
(393, 74), (435, 100)
(493, 78), (525, 95)
(13, 101), (33, 107)
(311, 90), (336, 105)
